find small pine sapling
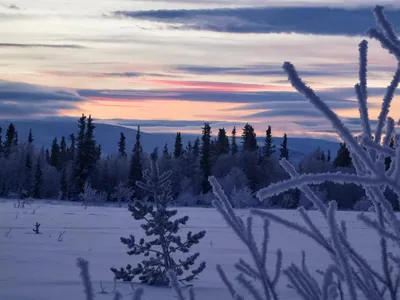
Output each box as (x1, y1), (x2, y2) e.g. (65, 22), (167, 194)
(4, 229), (12, 238)
(58, 231), (66, 242)
(33, 222), (41, 234)
(111, 156), (206, 286)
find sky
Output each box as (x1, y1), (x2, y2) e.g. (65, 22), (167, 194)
(0, 0), (400, 140)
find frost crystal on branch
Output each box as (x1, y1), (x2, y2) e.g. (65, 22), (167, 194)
(251, 6), (400, 300)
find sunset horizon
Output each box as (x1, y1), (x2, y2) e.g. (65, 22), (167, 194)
(1, 0), (400, 140)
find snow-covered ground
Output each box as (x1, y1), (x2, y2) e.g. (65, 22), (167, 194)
(0, 199), (389, 300)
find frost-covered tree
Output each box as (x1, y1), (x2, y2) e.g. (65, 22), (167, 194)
(112, 182), (134, 206)
(79, 181), (100, 208)
(111, 156), (206, 286)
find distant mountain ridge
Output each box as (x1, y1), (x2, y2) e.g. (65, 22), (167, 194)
(0, 119), (340, 162)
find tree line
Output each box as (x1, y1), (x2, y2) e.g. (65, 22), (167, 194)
(0, 114), (397, 210)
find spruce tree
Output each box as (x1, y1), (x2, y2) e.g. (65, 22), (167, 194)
(0, 127), (3, 156)
(209, 138), (218, 167)
(280, 133), (289, 160)
(186, 141), (193, 154)
(60, 166), (68, 200)
(32, 156), (43, 199)
(150, 147), (159, 162)
(327, 149), (331, 162)
(24, 152), (33, 195)
(241, 123), (257, 152)
(101, 158), (112, 200)
(216, 128), (230, 155)
(60, 136), (68, 168)
(24, 129), (34, 194)
(4, 123), (17, 156)
(162, 142), (170, 159)
(193, 137), (200, 157)
(333, 143), (352, 168)
(45, 149), (50, 164)
(200, 123), (212, 193)
(111, 157), (206, 286)
(84, 115), (98, 174)
(320, 151), (326, 162)
(96, 144), (102, 160)
(118, 132), (127, 157)
(231, 126), (238, 155)
(173, 132), (183, 159)
(262, 126), (276, 157)
(28, 129), (34, 144)
(50, 138), (60, 169)
(129, 126), (143, 190)
(68, 133), (76, 161)
(70, 114), (87, 199)
(14, 131), (18, 146)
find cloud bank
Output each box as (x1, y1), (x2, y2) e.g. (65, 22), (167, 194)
(0, 81), (86, 117)
(114, 6), (400, 35)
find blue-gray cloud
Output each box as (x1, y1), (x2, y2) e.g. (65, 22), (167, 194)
(245, 109), (325, 119)
(104, 72), (142, 77)
(292, 118), (381, 133)
(113, 6), (400, 35)
(176, 64), (396, 77)
(0, 43), (86, 49)
(78, 87), (388, 104)
(0, 81), (86, 116)
(7, 4), (19, 10)
(224, 98), (379, 111)
(108, 118), (225, 128)
(104, 72), (181, 78)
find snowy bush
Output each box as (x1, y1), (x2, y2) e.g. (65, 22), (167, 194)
(229, 186), (257, 209)
(196, 191), (216, 206)
(79, 181), (101, 208)
(111, 182), (134, 207)
(353, 196), (373, 212)
(111, 156), (206, 286)
(175, 190), (199, 207)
